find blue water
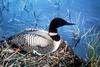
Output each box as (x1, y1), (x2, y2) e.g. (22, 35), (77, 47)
(0, 0), (100, 61)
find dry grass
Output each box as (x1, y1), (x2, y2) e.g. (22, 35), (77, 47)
(0, 41), (83, 67)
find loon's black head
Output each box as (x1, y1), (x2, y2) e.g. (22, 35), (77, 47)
(49, 17), (75, 41)
(49, 17), (75, 32)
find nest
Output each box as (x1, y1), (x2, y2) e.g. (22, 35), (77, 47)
(0, 41), (83, 67)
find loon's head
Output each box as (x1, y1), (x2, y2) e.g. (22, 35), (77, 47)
(49, 17), (75, 41)
(49, 17), (75, 32)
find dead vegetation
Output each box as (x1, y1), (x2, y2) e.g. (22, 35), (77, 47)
(0, 41), (83, 67)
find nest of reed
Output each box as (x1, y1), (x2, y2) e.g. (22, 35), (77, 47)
(0, 41), (83, 67)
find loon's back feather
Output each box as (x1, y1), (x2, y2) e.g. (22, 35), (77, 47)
(7, 29), (54, 54)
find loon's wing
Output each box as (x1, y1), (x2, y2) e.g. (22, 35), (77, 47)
(6, 29), (54, 54)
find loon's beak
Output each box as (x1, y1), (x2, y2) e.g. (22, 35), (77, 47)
(65, 22), (76, 25)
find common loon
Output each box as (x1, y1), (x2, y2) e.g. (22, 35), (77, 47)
(4, 18), (75, 55)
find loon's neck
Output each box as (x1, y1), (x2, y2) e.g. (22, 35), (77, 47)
(49, 28), (60, 41)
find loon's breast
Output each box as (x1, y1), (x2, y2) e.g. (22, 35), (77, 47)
(7, 29), (57, 55)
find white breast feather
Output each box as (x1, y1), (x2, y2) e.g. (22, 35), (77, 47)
(52, 39), (62, 52)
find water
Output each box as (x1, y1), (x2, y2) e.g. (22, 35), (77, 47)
(0, 0), (100, 62)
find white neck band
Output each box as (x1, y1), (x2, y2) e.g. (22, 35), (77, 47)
(49, 32), (58, 36)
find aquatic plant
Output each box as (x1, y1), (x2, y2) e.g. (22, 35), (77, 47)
(68, 10), (100, 67)
(85, 30), (100, 67)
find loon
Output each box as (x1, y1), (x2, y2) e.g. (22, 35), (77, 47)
(4, 18), (75, 55)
